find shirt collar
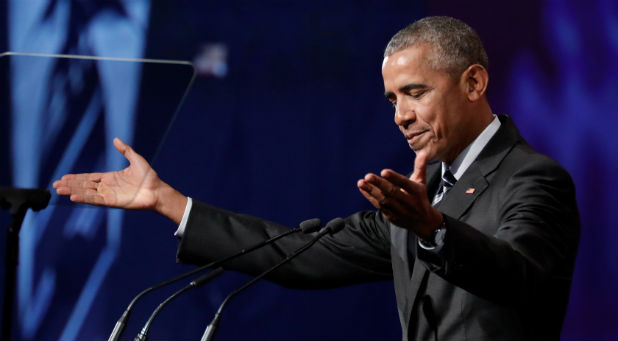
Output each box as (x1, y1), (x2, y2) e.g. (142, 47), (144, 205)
(442, 115), (501, 180)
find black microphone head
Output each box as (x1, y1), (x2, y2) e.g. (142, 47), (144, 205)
(30, 189), (51, 211)
(0, 187), (51, 211)
(324, 217), (345, 234)
(299, 218), (322, 233)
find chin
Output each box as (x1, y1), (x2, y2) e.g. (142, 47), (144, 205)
(411, 147), (438, 162)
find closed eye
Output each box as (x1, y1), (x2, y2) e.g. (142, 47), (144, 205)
(409, 90), (426, 99)
(400, 83), (430, 100)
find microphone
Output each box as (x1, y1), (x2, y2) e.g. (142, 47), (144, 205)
(200, 217), (345, 341)
(0, 187), (51, 213)
(107, 218), (322, 341)
(134, 267), (225, 341)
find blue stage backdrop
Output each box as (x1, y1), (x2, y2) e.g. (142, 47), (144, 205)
(0, 1), (616, 340)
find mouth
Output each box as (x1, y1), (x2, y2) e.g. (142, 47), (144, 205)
(405, 131), (428, 146)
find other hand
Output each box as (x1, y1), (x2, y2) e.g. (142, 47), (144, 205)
(357, 152), (442, 239)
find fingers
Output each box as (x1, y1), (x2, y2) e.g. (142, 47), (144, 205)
(357, 179), (381, 209)
(60, 172), (104, 182)
(357, 166), (428, 222)
(358, 175), (395, 208)
(357, 175), (417, 226)
(54, 173), (103, 188)
(53, 173), (104, 197)
(357, 173), (410, 209)
(410, 152), (428, 184)
(380, 169), (417, 193)
(357, 157), (437, 233)
(55, 178), (107, 206)
(69, 189), (106, 205)
(359, 174), (402, 201)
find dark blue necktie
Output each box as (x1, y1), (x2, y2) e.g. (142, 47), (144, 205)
(432, 170), (456, 205)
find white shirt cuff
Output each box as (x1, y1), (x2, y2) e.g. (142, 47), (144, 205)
(174, 197), (193, 238)
(418, 227), (446, 253)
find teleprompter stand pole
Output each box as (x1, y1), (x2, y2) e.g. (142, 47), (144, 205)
(0, 187), (50, 341)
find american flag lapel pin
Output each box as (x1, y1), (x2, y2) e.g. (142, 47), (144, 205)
(465, 188), (475, 194)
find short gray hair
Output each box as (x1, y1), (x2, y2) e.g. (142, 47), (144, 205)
(384, 16), (489, 77)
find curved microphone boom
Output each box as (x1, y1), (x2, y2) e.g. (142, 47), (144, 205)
(200, 217), (346, 341)
(134, 267), (225, 341)
(107, 218), (322, 341)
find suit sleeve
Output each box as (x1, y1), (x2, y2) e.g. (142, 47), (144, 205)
(177, 201), (393, 289)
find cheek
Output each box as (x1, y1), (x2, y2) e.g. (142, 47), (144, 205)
(427, 106), (452, 140)
(414, 106), (435, 130)
(418, 109), (443, 139)
(434, 119), (448, 140)
(415, 96), (443, 133)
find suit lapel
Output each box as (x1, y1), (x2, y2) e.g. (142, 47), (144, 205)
(436, 115), (522, 220)
(437, 165), (488, 219)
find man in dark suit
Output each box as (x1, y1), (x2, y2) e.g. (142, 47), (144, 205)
(54, 16), (579, 340)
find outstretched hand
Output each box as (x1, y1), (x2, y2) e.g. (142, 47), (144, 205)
(357, 152), (442, 239)
(54, 138), (187, 224)
(53, 138), (161, 210)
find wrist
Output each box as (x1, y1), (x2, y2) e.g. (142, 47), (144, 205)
(420, 213), (446, 247)
(420, 209), (445, 241)
(154, 181), (188, 225)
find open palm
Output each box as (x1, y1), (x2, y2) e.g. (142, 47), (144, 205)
(53, 138), (162, 210)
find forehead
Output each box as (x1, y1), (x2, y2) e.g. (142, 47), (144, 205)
(382, 45), (433, 72)
(382, 45), (445, 86)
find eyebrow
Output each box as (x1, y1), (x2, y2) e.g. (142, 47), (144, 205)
(384, 83), (428, 99)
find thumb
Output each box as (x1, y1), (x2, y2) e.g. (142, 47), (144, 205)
(113, 137), (137, 164)
(410, 152), (428, 184)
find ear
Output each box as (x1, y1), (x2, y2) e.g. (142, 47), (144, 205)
(460, 64), (489, 102)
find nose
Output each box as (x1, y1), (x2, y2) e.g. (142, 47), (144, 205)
(394, 99), (415, 129)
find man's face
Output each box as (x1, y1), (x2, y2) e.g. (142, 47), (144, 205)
(382, 45), (469, 163)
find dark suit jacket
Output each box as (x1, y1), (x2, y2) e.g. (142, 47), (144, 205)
(177, 115), (580, 340)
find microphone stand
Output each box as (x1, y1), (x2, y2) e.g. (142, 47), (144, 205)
(0, 187), (51, 341)
(201, 218), (345, 341)
(108, 218), (322, 341)
(134, 267), (225, 341)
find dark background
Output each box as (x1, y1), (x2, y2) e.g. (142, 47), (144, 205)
(1, 1), (616, 340)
